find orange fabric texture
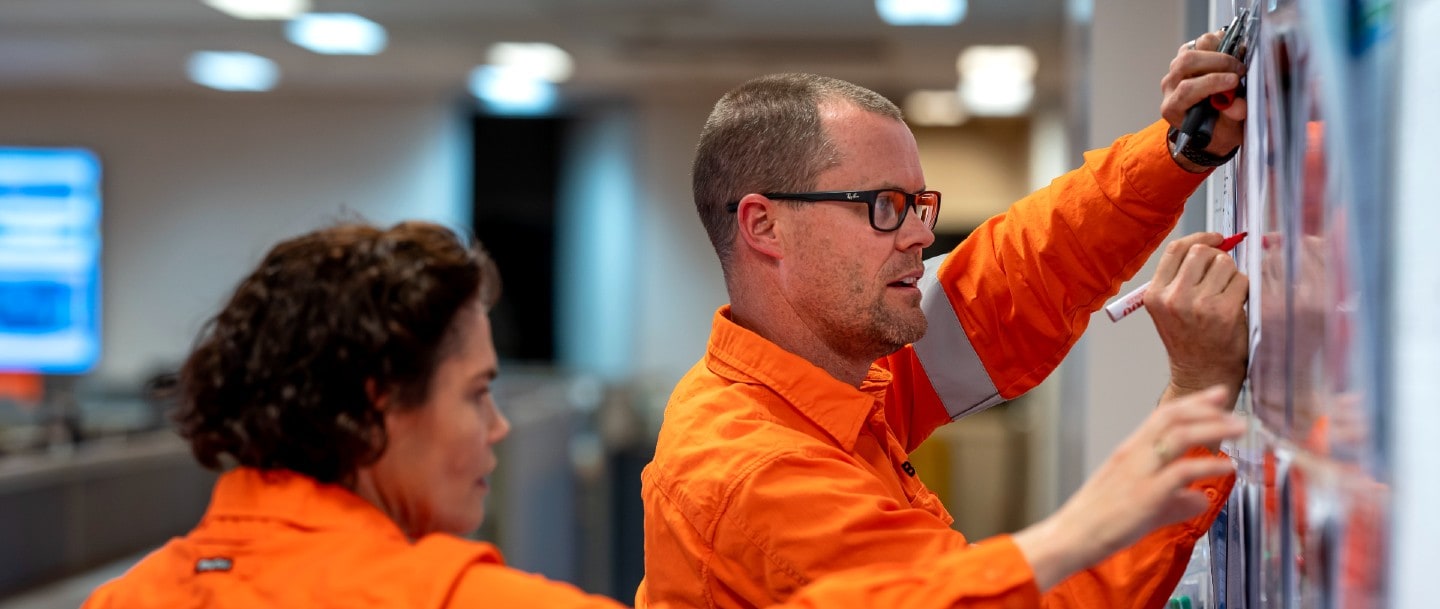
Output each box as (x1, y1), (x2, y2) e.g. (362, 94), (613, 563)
(638, 120), (1236, 609)
(85, 468), (1073, 609)
(941, 121), (1212, 403)
(82, 468), (619, 609)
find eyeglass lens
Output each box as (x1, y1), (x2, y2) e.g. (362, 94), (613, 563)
(874, 191), (938, 230)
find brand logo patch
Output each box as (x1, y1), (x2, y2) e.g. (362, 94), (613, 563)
(195, 557), (233, 573)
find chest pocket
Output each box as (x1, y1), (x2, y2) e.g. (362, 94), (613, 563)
(860, 414), (956, 527)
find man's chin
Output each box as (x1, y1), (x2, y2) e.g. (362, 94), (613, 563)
(881, 320), (927, 351)
(898, 314), (928, 344)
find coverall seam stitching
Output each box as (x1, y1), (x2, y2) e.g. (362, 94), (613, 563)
(644, 469), (721, 609)
(711, 448), (815, 592)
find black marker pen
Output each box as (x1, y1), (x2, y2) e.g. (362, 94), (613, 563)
(1174, 11), (1255, 159)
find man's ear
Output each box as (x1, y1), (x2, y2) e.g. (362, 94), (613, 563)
(734, 193), (785, 260)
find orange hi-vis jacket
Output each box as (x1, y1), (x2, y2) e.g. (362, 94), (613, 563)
(637, 120), (1238, 609)
(83, 468), (1100, 609)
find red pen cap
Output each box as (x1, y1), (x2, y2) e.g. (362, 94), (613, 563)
(1218, 231), (1248, 252)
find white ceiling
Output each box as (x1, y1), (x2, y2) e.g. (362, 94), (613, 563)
(0, 0), (1068, 105)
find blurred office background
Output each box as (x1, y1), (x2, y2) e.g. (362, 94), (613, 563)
(1, 0), (1431, 607)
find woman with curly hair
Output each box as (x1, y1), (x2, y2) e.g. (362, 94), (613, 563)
(84, 221), (544, 606)
(89, 220), (1127, 609)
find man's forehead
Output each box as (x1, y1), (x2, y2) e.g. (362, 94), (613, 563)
(813, 121), (925, 189)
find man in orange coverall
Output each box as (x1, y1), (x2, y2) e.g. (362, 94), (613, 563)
(638, 30), (1253, 609)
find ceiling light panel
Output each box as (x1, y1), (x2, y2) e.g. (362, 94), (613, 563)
(875, 0), (966, 26)
(486, 43), (574, 83)
(203, 0), (310, 20)
(187, 51), (279, 92)
(468, 65), (558, 116)
(286, 13), (387, 55)
(957, 45), (1038, 116)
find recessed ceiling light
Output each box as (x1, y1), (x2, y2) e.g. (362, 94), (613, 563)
(486, 43), (574, 83)
(468, 65), (558, 116)
(187, 51), (280, 92)
(957, 46), (1038, 116)
(875, 0), (966, 26)
(286, 13), (387, 55)
(202, 0), (309, 20)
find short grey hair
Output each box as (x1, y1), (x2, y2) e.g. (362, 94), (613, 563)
(691, 73), (903, 275)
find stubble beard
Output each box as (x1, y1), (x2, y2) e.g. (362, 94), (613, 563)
(869, 296), (927, 354)
(806, 255), (929, 364)
(823, 293), (927, 365)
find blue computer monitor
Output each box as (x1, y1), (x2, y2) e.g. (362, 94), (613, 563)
(0, 147), (102, 374)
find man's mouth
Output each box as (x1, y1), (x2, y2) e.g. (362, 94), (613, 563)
(888, 268), (923, 288)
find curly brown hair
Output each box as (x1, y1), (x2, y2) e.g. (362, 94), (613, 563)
(176, 221), (502, 484)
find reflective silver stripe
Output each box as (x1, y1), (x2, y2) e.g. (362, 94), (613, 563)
(913, 253), (1004, 420)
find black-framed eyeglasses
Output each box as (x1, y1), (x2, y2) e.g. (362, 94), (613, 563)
(725, 189), (941, 232)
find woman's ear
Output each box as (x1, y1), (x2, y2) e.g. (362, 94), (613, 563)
(734, 193), (785, 260)
(364, 379), (390, 413)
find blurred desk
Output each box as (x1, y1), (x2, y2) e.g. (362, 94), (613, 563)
(0, 431), (213, 598)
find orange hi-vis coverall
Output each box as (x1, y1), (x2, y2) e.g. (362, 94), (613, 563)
(83, 468), (1094, 609)
(637, 120), (1238, 609)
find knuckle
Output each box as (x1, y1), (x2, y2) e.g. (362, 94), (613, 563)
(1111, 443), (1138, 464)
(1170, 429), (1194, 450)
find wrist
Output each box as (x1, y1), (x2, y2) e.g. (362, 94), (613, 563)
(1168, 362), (1245, 394)
(1167, 128), (1237, 173)
(1012, 513), (1095, 592)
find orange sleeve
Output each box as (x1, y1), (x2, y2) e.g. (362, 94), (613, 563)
(715, 444), (1230, 609)
(887, 121), (1209, 451)
(950, 120), (1206, 400)
(779, 537), (1042, 609)
(884, 343), (961, 452)
(1042, 447), (1235, 609)
(714, 444), (1230, 609)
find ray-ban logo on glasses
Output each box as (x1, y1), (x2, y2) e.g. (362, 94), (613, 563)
(845, 192), (861, 200)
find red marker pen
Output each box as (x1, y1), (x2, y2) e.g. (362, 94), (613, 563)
(1104, 232), (1248, 322)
